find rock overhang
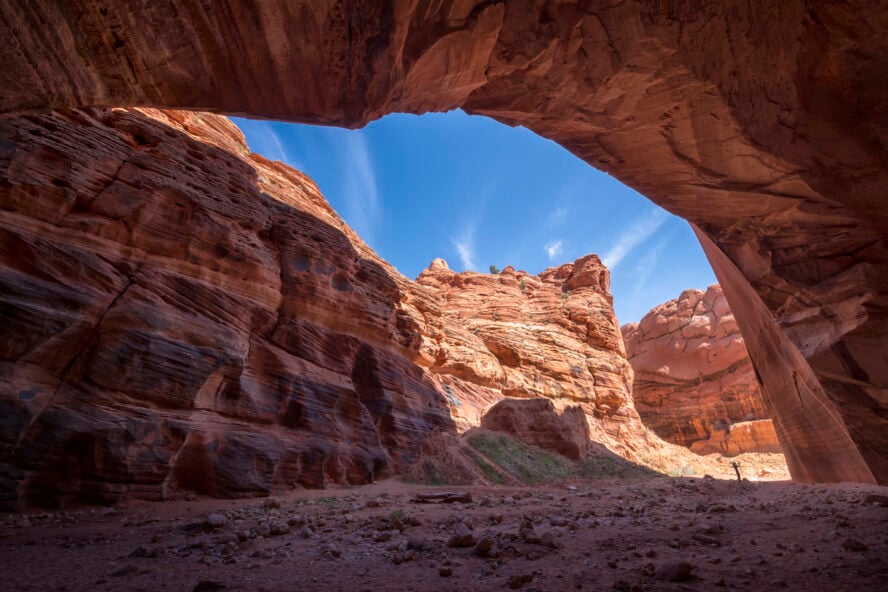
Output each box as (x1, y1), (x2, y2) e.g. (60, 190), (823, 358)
(0, 0), (885, 484)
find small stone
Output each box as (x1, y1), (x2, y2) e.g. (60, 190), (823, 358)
(407, 537), (429, 551)
(842, 538), (867, 552)
(447, 522), (475, 548)
(205, 514), (227, 529)
(320, 543), (341, 559)
(507, 574), (534, 589)
(266, 522), (287, 536)
(654, 561), (693, 582)
(540, 530), (559, 549)
(863, 494), (888, 507)
(111, 564), (142, 577)
(474, 536), (495, 557)
(262, 498), (281, 510)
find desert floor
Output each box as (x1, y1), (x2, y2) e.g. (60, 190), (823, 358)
(2, 475), (887, 592)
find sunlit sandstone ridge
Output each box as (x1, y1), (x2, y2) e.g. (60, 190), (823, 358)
(622, 285), (781, 456)
(0, 108), (672, 508)
(1, 0), (886, 483)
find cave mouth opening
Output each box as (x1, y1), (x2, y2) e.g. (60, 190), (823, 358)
(230, 109), (786, 473)
(231, 109), (717, 327)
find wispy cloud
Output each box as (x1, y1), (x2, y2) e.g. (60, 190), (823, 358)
(544, 239), (564, 261)
(248, 122), (304, 170)
(332, 130), (380, 245)
(602, 208), (669, 271)
(448, 181), (497, 272)
(631, 240), (665, 301)
(546, 206), (568, 228)
(623, 237), (670, 323)
(451, 227), (477, 271)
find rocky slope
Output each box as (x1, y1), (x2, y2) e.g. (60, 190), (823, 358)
(0, 107), (668, 509)
(622, 285), (781, 456)
(3, 0), (884, 484)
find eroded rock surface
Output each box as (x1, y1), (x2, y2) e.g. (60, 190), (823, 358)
(1, 108), (659, 508)
(622, 285), (781, 456)
(416, 257), (638, 440)
(0, 108), (457, 507)
(2, 0), (884, 484)
(480, 399), (590, 460)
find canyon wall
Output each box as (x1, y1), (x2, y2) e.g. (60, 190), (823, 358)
(0, 108), (648, 509)
(0, 0), (886, 483)
(0, 108), (457, 507)
(622, 285), (780, 456)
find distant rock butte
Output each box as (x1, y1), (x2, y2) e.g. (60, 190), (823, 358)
(622, 285), (781, 456)
(0, 108), (666, 508)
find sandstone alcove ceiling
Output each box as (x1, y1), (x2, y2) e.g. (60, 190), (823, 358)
(0, 0), (886, 484)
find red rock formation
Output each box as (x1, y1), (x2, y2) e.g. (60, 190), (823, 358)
(1, 0), (886, 483)
(691, 420), (783, 457)
(0, 108), (654, 508)
(415, 256), (637, 442)
(480, 399), (590, 460)
(622, 285), (780, 456)
(0, 108), (459, 507)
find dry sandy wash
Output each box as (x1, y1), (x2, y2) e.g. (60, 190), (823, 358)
(2, 477), (886, 592)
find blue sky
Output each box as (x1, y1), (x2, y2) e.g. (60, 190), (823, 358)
(232, 111), (715, 324)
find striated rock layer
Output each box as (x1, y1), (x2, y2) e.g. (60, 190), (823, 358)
(0, 108), (652, 508)
(416, 257), (637, 439)
(622, 285), (781, 456)
(2, 0), (884, 484)
(0, 108), (456, 507)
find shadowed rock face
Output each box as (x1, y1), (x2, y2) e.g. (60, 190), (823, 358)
(0, 108), (650, 508)
(481, 399), (590, 461)
(0, 108), (455, 507)
(622, 285), (781, 456)
(0, 0), (886, 483)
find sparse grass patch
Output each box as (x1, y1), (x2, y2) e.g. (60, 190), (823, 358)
(468, 449), (509, 484)
(467, 432), (574, 485)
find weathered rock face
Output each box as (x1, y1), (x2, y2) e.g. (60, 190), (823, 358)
(480, 399), (590, 460)
(690, 420), (783, 457)
(622, 285), (780, 456)
(415, 256), (638, 442)
(0, 108), (458, 507)
(0, 108), (648, 508)
(1, 0), (886, 483)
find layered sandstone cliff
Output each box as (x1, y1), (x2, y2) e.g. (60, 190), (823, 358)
(0, 108), (458, 507)
(0, 108), (650, 508)
(416, 258), (637, 438)
(622, 285), (781, 456)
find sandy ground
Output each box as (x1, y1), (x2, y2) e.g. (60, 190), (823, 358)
(1, 477), (886, 592)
